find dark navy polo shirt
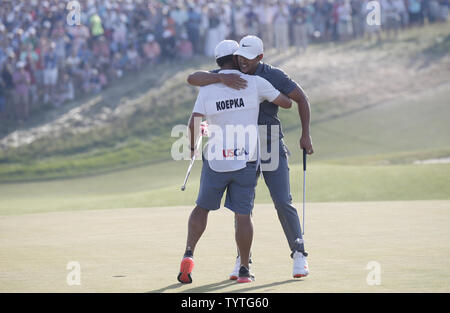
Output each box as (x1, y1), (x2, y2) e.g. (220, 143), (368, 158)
(254, 62), (297, 140)
(210, 63), (297, 140)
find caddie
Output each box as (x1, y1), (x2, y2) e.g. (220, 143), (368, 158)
(178, 39), (291, 284)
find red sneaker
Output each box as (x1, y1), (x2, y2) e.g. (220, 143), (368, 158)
(177, 257), (194, 284)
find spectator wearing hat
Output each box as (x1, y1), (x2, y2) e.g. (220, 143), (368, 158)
(408, 0), (424, 26)
(245, 5), (260, 36)
(232, 1), (248, 41)
(350, 0), (365, 38)
(143, 34), (161, 65)
(274, 0), (290, 51)
(126, 44), (141, 71)
(13, 61), (30, 121)
(176, 33), (194, 60)
(204, 5), (223, 57)
(66, 48), (81, 74)
(94, 36), (111, 67)
(0, 83), (6, 120)
(25, 61), (37, 110)
(160, 29), (177, 60)
(170, 4), (189, 38)
(383, 0), (401, 39)
(1, 53), (15, 119)
(311, 0), (330, 41)
(291, 0), (309, 52)
(256, 0), (276, 49)
(0, 73), (6, 120)
(19, 43), (38, 107)
(54, 72), (74, 107)
(90, 68), (102, 94)
(186, 4), (202, 54)
(337, 0), (353, 41)
(43, 42), (58, 104)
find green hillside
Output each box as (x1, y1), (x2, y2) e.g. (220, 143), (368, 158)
(0, 23), (449, 183)
(0, 54), (449, 214)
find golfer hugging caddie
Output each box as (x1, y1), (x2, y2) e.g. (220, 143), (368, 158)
(187, 35), (313, 280)
(178, 40), (291, 284)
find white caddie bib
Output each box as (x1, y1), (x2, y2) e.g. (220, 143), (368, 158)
(201, 70), (260, 172)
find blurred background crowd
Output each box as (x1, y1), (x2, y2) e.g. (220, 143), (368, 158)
(0, 0), (448, 122)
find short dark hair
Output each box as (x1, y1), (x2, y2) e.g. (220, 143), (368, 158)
(216, 55), (234, 67)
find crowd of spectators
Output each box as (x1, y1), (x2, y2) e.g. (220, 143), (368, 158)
(0, 0), (448, 122)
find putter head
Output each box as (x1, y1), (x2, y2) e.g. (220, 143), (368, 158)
(181, 186), (186, 191)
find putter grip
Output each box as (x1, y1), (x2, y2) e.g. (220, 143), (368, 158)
(303, 148), (307, 171)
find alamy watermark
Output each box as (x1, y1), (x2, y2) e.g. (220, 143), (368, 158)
(366, 1), (382, 26)
(366, 261), (381, 286)
(66, 261), (81, 286)
(171, 121), (280, 171)
(66, 1), (81, 26)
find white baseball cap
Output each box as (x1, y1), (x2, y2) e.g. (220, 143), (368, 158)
(234, 35), (264, 60)
(214, 40), (239, 60)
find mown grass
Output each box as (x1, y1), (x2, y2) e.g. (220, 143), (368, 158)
(1, 160), (449, 215)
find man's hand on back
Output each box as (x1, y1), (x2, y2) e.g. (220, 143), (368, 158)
(219, 73), (248, 90)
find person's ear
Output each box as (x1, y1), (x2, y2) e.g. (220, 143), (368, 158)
(257, 54), (263, 62)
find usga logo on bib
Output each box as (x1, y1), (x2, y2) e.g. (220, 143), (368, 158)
(223, 148), (249, 158)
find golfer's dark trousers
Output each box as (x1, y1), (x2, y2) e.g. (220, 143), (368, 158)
(262, 139), (305, 256)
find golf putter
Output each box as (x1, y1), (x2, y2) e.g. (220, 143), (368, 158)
(302, 148), (307, 236)
(181, 135), (202, 191)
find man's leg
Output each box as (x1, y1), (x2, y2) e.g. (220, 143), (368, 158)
(224, 162), (258, 283)
(262, 142), (309, 277)
(178, 206), (209, 284)
(235, 213), (253, 268)
(262, 141), (306, 255)
(178, 159), (226, 284)
(185, 205), (210, 254)
(229, 213), (253, 280)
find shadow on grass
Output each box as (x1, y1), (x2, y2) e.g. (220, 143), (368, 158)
(147, 278), (304, 293)
(227, 279), (303, 293)
(147, 279), (235, 293)
(146, 282), (186, 293)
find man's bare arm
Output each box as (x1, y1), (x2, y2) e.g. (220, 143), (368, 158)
(287, 85), (314, 154)
(272, 93), (292, 109)
(187, 71), (247, 90)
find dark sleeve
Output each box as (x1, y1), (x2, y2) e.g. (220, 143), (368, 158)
(209, 68), (220, 74)
(270, 67), (298, 95)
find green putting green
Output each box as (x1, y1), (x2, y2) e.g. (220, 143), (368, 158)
(0, 201), (448, 292)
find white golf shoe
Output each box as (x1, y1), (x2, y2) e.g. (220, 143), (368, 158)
(293, 251), (309, 278)
(229, 256), (241, 280)
(229, 256), (253, 280)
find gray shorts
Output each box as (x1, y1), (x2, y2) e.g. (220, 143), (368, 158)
(196, 159), (259, 215)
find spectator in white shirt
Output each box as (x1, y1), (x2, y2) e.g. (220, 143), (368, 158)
(274, 1), (290, 51)
(256, 0), (276, 49)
